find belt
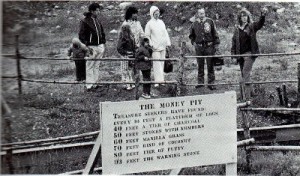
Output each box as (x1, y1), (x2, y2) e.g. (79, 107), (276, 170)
(196, 42), (214, 47)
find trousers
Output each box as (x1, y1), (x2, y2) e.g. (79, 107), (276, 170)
(74, 60), (86, 81)
(152, 50), (166, 83)
(195, 45), (215, 84)
(141, 69), (151, 94)
(120, 55), (134, 87)
(85, 44), (105, 89)
(238, 52), (255, 99)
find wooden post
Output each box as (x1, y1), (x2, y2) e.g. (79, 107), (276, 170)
(239, 80), (251, 174)
(177, 42), (186, 96)
(15, 35), (22, 95)
(134, 61), (140, 100)
(226, 163), (237, 175)
(276, 86), (284, 106)
(282, 84), (288, 107)
(2, 97), (14, 174)
(298, 63), (300, 104)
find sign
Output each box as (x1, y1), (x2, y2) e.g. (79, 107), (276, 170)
(100, 92), (237, 174)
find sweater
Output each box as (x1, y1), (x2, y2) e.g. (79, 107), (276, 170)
(145, 6), (171, 51)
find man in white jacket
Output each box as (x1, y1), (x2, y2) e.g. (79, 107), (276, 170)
(145, 6), (171, 88)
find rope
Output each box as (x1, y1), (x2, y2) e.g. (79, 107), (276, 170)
(1, 55), (180, 61)
(21, 78), (178, 85)
(184, 52), (300, 59)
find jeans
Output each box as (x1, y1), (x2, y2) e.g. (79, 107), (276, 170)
(238, 52), (255, 99)
(141, 69), (151, 95)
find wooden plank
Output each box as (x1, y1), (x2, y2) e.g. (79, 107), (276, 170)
(169, 168), (182, 175)
(82, 131), (102, 174)
(0, 142), (94, 155)
(226, 163), (237, 175)
(237, 138), (255, 147)
(249, 146), (300, 151)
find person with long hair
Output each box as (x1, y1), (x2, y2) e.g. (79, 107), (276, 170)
(117, 24), (136, 90)
(231, 7), (268, 99)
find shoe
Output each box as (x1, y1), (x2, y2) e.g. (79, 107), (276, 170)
(126, 85), (134, 90)
(141, 93), (151, 99)
(154, 84), (159, 88)
(195, 85), (204, 88)
(150, 92), (158, 97)
(208, 85), (216, 90)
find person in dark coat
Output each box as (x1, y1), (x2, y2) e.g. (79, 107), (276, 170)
(79, 3), (106, 91)
(67, 38), (88, 81)
(189, 8), (220, 90)
(231, 7), (268, 99)
(135, 38), (153, 99)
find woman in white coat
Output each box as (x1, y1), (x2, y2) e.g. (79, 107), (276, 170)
(145, 6), (171, 87)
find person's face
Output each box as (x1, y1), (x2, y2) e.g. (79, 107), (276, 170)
(132, 13), (138, 21)
(241, 14), (248, 24)
(197, 9), (206, 20)
(144, 41), (149, 47)
(91, 8), (101, 16)
(153, 10), (160, 19)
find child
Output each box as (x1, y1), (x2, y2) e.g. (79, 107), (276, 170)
(135, 38), (154, 99)
(67, 38), (88, 82)
(117, 24), (136, 90)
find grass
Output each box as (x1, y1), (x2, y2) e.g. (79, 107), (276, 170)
(2, 1), (300, 175)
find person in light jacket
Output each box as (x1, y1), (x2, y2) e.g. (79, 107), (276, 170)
(145, 6), (171, 88)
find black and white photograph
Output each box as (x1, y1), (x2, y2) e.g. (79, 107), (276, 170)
(1, 0), (300, 175)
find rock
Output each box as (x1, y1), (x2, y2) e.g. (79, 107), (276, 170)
(119, 2), (133, 10)
(190, 16), (196, 23)
(107, 5), (114, 10)
(276, 7), (285, 14)
(54, 5), (60, 9)
(67, 10), (70, 14)
(174, 4), (178, 9)
(68, 17), (74, 20)
(109, 29), (118, 34)
(174, 26), (183, 32)
(167, 28), (172, 33)
(56, 25), (61, 29)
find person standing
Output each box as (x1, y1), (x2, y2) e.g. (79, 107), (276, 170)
(117, 24), (136, 90)
(231, 7), (268, 99)
(79, 3), (106, 91)
(135, 38), (153, 99)
(189, 8), (220, 90)
(67, 38), (88, 82)
(118, 6), (145, 90)
(145, 6), (171, 88)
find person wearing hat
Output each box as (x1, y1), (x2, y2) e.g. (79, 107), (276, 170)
(79, 2), (106, 91)
(231, 7), (268, 99)
(67, 38), (89, 82)
(145, 6), (171, 88)
(189, 8), (220, 90)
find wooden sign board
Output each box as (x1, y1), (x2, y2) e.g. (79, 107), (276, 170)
(100, 92), (237, 174)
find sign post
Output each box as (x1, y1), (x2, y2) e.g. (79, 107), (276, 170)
(100, 92), (237, 175)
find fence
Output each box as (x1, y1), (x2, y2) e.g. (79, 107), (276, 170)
(2, 35), (300, 174)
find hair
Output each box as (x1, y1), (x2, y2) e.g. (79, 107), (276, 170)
(119, 24), (132, 41)
(237, 8), (253, 25)
(141, 38), (150, 46)
(88, 3), (101, 12)
(125, 6), (138, 21)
